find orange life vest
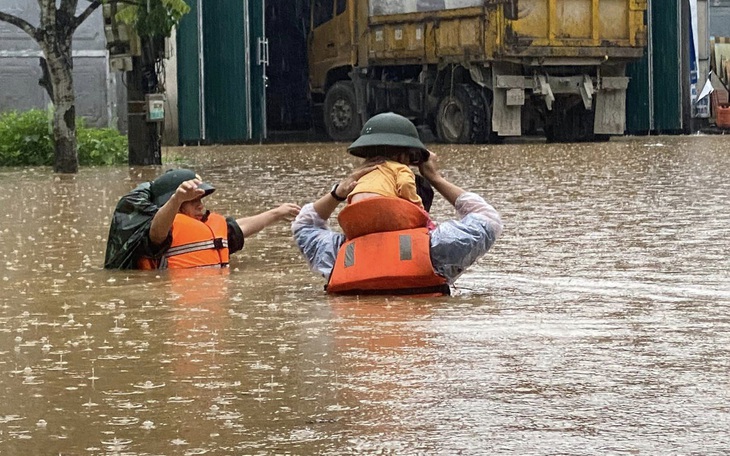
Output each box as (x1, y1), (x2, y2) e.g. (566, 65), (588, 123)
(327, 197), (448, 295)
(165, 212), (230, 269)
(337, 196), (430, 239)
(327, 228), (449, 295)
(137, 256), (159, 270)
(138, 212), (230, 269)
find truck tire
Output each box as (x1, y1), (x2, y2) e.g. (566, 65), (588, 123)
(323, 82), (362, 142)
(435, 84), (487, 144)
(478, 88), (502, 144)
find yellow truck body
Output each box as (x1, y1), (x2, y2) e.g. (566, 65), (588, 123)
(309, 0), (647, 143)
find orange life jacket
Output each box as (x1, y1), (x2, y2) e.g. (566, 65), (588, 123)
(166, 212), (230, 269)
(138, 212), (230, 269)
(337, 196), (430, 239)
(327, 228), (449, 295)
(328, 198), (448, 295)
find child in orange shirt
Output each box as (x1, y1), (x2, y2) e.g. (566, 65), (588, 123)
(347, 147), (426, 208)
(337, 113), (435, 238)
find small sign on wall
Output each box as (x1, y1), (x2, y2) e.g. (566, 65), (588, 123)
(146, 94), (165, 122)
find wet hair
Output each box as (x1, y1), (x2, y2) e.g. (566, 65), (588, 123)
(415, 174), (434, 212)
(361, 145), (433, 210)
(360, 146), (422, 165)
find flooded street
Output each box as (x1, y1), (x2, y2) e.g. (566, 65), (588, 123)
(0, 135), (729, 455)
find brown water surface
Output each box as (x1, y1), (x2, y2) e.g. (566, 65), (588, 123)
(0, 136), (728, 454)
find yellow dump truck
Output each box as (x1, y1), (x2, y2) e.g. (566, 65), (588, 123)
(308, 0), (647, 143)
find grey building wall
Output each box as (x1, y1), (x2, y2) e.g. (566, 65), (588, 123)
(710, 1), (730, 37)
(162, 33), (179, 146)
(0, 0), (127, 130)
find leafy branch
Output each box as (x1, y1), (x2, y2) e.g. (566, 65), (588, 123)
(114, 0), (190, 38)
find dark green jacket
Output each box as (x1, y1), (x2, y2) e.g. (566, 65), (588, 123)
(103, 182), (170, 269)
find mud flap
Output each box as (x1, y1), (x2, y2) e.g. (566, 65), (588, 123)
(595, 77), (630, 135)
(493, 74), (525, 136)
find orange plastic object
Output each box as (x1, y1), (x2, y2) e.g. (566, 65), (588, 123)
(717, 103), (730, 129)
(337, 196), (430, 240)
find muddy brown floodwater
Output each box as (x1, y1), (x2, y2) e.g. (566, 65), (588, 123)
(0, 136), (728, 455)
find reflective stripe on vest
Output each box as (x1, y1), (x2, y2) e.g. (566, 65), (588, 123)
(166, 238), (229, 257)
(165, 212), (230, 269)
(327, 227), (449, 295)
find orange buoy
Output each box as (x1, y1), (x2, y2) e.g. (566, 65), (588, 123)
(717, 103), (730, 129)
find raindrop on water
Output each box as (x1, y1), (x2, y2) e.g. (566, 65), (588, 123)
(141, 420), (155, 430)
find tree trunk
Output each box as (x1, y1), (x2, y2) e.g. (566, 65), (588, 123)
(1, 0), (104, 174)
(45, 49), (78, 174)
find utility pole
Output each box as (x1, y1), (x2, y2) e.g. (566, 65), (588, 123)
(127, 37), (164, 166)
(103, 3), (174, 167)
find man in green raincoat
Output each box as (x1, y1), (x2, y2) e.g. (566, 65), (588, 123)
(104, 169), (299, 269)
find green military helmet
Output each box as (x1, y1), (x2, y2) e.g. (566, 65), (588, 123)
(347, 112), (429, 163)
(150, 168), (215, 207)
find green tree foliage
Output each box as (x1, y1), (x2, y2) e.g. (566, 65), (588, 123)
(0, 0), (190, 172)
(76, 122), (129, 166)
(116, 0), (190, 38)
(0, 110), (128, 167)
(0, 110), (54, 166)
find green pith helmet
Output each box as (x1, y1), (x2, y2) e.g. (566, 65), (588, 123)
(150, 169), (215, 207)
(347, 112), (429, 163)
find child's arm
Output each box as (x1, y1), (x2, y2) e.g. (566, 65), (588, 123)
(395, 165), (424, 209)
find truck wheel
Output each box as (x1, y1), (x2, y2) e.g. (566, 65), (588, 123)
(478, 88), (502, 144)
(435, 84), (487, 143)
(323, 82), (362, 141)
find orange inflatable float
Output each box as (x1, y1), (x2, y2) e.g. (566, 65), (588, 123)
(327, 197), (449, 295)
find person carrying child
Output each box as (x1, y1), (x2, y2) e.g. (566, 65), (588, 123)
(291, 112), (502, 295)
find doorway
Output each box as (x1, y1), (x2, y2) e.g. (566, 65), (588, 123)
(177, 0), (312, 143)
(264, 0), (312, 133)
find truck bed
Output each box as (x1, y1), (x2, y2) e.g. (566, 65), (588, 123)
(366, 0), (646, 64)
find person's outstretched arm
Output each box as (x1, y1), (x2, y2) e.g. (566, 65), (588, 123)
(311, 164), (380, 219)
(149, 178), (205, 245)
(235, 203), (301, 238)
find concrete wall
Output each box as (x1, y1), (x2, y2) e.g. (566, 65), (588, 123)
(710, 4), (730, 37)
(162, 33), (179, 146)
(0, 0), (126, 131)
